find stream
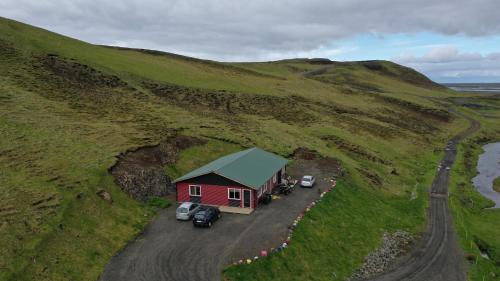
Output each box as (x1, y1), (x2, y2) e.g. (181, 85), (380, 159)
(472, 142), (500, 208)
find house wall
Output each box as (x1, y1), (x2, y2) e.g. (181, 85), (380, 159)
(256, 167), (285, 200)
(176, 166), (286, 209)
(176, 182), (255, 208)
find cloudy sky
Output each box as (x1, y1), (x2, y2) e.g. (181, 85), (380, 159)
(2, 0), (500, 83)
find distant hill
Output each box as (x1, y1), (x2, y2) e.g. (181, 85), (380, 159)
(0, 16), (464, 281)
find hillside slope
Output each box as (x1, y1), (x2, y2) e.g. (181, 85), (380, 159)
(0, 17), (470, 281)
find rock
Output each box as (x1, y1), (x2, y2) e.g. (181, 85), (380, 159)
(109, 135), (205, 202)
(96, 189), (113, 203)
(347, 230), (414, 280)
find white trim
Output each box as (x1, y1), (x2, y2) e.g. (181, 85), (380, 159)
(189, 185), (201, 197)
(228, 188), (241, 200)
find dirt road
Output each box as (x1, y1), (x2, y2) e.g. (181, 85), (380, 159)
(365, 114), (480, 281)
(99, 159), (334, 281)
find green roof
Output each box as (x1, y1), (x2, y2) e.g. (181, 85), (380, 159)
(173, 147), (288, 190)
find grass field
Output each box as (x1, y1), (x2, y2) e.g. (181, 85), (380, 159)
(448, 104), (500, 281)
(0, 16), (497, 281)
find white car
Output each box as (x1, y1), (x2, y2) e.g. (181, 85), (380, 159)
(300, 175), (315, 188)
(176, 202), (200, 221)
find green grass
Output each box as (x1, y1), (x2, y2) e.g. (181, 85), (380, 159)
(147, 197), (172, 209)
(0, 16), (495, 281)
(448, 108), (500, 280)
(224, 145), (441, 281)
(493, 178), (500, 193)
(166, 140), (243, 179)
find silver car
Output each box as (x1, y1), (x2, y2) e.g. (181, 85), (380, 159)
(176, 202), (200, 221)
(300, 175), (315, 187)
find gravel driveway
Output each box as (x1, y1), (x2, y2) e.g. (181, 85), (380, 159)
(100, 160), (332, 281)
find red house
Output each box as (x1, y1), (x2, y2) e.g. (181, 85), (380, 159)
(173, 147), (288, 213)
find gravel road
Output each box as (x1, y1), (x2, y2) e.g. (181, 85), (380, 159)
(365, 114), (480, 281)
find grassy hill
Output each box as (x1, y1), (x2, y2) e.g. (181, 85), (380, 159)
(0, 16), (496, 281)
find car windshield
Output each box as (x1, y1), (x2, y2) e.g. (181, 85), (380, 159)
(194, 211), (206, 219)
(178, 207), (188, 213)
(302, 177), (311, 181)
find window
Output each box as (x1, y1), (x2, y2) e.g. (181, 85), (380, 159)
(189, 185), (201, 196)
(228, 188), (241, 200)
(273, 174), (277, 183)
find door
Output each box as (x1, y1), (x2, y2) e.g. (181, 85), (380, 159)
(243, 189), (251, 208)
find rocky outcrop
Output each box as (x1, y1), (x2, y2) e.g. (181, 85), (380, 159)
(109, 135), (205, 202)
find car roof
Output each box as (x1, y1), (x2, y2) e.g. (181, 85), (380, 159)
(179, 202), (194, 208)
(302, 175), (313, 179)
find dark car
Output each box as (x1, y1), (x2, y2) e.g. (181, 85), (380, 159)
(192, 206), (221, 227)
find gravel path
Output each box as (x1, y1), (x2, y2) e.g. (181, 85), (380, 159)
(364, 114), (480, 281)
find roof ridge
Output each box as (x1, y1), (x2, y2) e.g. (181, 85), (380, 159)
(212, 147), (256, 173)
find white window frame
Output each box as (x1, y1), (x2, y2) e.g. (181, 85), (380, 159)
(228, 188), (241, 200)
(189, 185), (201, 197)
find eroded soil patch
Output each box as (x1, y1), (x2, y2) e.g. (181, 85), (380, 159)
(321, 134), (388, 164)
(143, 81), (317, 124)
(109, 135), (205, 202)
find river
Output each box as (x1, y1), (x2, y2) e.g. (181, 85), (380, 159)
(472, 142), (500, 208)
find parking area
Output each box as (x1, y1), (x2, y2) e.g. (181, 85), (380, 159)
(100, 159), (335, 281)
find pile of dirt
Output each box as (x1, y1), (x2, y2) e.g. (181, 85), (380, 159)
(348, 230), (414, 280)
(109, 135), (205, 202)
(291, 147), (346, 177)
(292, 147), (319, 160)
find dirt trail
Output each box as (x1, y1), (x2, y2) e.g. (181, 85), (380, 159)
(364, 113), (480, 281)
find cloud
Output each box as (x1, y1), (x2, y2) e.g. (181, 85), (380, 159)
(1, 0), (500, 62)
(1, 0), (500, 82)
(394, 46), (500, 82)
(396, 45), (486, 63)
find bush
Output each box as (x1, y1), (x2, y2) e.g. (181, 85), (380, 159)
(147, 196), (171, 209)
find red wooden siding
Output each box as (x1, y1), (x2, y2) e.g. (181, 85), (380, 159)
(176, 167), (285, 209)
(177, 182), (256, 208)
